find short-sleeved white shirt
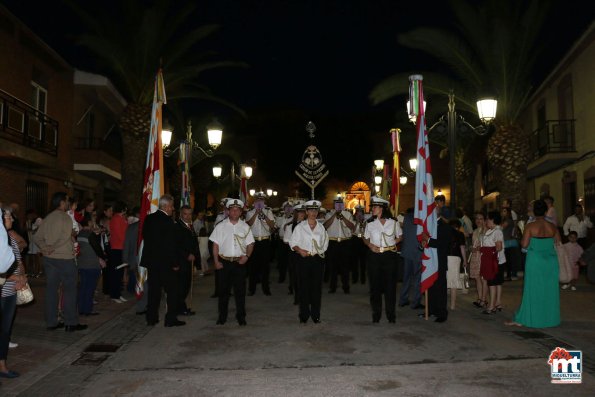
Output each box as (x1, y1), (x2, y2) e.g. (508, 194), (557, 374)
(209, 218), (255, 257)
(364, 218), (402, 248)
(246, 208), (275, 238)
(276, 215), (293, 238)
(289, 220), (329, 256)
(481, 226), (506, 264)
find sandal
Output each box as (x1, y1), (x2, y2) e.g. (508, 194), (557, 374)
(473, 300), (486, 308)
(504, 321), (522, 327)
(482, 308), (497, 315)
(494, 305), (503, 312)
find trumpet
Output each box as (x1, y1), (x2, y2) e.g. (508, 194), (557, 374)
(258, 211), (266, 220)
(335, 211), (343, 220)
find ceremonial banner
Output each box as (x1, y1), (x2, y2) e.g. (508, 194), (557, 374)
(295, 145), (329, 199)
(410, 75), (438, 293)
(136, 69), (166, 299)
(389, 128), (401, 215)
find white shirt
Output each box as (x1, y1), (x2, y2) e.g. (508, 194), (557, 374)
(563, 214), (593, 238)
(289, 220), (329, 256)
(283, 222), (295, 244)
(324, 210), (354, 238)
(214, 212), (227, 226)
(364, 218), (402, 248)
(481, 226), (506, 264)
(0, 225), (15, 272)
(209, 218), (255, 257)
(246, 208), (275, 237)
(192, 218), (206, 235)
(276, 214), (293, 239)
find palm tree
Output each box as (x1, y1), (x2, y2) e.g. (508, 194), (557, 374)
(370, 0), (550, 212)
(67, 0), (246, 207)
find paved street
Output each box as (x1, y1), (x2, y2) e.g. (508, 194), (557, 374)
(2, 268), (594, 396)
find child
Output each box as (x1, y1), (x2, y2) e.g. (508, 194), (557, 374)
(198, 227), (210, 276)
(562, 231), (585, 290)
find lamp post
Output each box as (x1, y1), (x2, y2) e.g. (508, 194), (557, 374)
(163, 119), (223, 161)
(412, 90), (496, 212)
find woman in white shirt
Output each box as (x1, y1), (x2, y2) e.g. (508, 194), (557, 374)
(363, 197), (402, 323)
(482, 211), (506, 314)
(289, 200), (329, 324)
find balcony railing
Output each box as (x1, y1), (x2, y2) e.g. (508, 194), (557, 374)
(530, 119), (575, 161)
(0, 89), (59, 156)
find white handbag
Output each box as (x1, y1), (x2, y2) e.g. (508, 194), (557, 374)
(16, 283), (34, 305)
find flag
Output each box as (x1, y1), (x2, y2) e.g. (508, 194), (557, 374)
(389, 128), (401, 216)
(239, 177), (248, 208)
(136, 69), (167, 299)
(410, 75), (438, 293)
(179, 141), (191, 208)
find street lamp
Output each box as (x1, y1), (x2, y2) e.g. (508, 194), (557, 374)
(375, 185), (381, 193)
(273, 191), (278, 196)
(266, 188), (273, 197)
(416, 90), (497, 212)
(374, 159), (384, 171)
(164, 120), (223, 160)
(409, 158), (418, 172)
(249, 189), (256, 196)
(243, 165), (253, 179)
(212, 164), (222, 179)
(374, 175), (382, 185)
(400, 176), (408, 185)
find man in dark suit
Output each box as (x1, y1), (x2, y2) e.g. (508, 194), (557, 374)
(140, 194), (184, 327)
(422, 195), (452, 323)
(176, 205), (200, 316)
(399, 208), (424, 309)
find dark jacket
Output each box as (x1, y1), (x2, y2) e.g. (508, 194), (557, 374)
(428, 218), (453, 271)
(122, 221), (139, 271)
(76, 229), (105, 270)
(140, 210), (178, 270)
(175, 220), (200, 267)
(401, 213), (423, 261)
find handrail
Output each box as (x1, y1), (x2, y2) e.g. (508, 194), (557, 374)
(530, 119), (575, 161)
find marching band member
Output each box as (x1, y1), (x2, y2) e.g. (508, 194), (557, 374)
(210, 199), (255, 326)
(289, 200), (329, 324)
(323, 197), (355, 294)
(275, 201), (294, 284)
(246, 191), (276, 296)
(364, 196), (403, 323)
(351, 204), (367, 285)
(284, 202), (305, 303)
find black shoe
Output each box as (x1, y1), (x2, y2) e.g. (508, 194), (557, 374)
(247, 291), (255, 296)
(312, 318), (320, 324)
(65, 324), (88, 332)
(216, 318), (226, 325)
(263, 291), (272, 296)
(388, 318), (396, 323)
(210, 293), (218, 298)
(136, 310), (147, 315)
(238, 319), (247, 326)
(300, 318), (308, 324)
(343, 289), (350, 294)
(372, 315), (380, 323)
(411, 304), (425, 310)
(164, 320), (186, 327)
(434, 317), (447, 323)
(180, 310), (196, 316)
(328, 289), (336, 294)
(47, 322), (65, 330)
(147, 320), (159, 326)
(86, 312), (100, 316)
(398, 301), (410, 307)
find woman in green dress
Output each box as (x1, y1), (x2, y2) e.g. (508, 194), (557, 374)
(506, 199), (561, 328)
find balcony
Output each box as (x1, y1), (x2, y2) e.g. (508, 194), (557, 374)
(0, 89), (58, 156)
(527, 120), (578, 179)
(73, 137), (122, 181)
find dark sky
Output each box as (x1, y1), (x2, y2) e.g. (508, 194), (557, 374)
(2, 0), (593, 190)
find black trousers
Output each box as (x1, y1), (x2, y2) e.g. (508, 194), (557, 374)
(351, 237), (367, 284)
(276, 238), (288, 282)
(287, 248), (299, 303)
(428, 266), (448, 319)
(328, 240), (352, 292)
(217, 259), (247, 322)
(296, 255), (324, 321)
(108, 249), (124, 299)
(146, 266), (179, 324)
(178, 260), (192, 312)
(248, 239), (271, 293)
(367, 250), (398, 321)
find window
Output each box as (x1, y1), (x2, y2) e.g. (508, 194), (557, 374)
(30, 81), (47, 113)
(26, 180), (48, 217)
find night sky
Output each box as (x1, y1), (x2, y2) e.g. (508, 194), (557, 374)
(3, 0), (593, 192)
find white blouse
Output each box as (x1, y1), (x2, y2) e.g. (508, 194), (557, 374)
(481, 226), (506, 264)
(364, 218), (402, 248)
(289, 220), (329, 256)
(209, 218), (255, 257)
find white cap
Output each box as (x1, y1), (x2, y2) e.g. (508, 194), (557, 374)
(254, 191), (266, 199)
(226, 199), (244, 209)
(304, 200), (322, 209)
(294, 203), (305, 211)
(371, 196), (389, 207)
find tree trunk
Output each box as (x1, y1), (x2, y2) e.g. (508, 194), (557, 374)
(119, 103), (152, 208)
(486, 124), (530, 214)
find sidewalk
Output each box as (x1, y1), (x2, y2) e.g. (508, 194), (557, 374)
(3, 269), (595, 396)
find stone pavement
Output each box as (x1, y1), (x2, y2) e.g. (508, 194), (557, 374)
(2, 268), (595, 396)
